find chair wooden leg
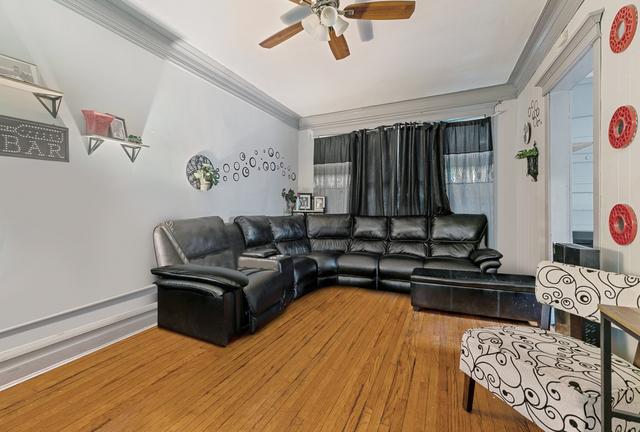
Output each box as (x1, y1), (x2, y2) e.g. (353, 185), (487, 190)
(463, 375), (475, 413)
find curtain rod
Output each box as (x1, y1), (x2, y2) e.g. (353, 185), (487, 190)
(315, 102), (505, 139)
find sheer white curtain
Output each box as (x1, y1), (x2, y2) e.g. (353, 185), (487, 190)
(444, 118), (495, 246)
(313, 162), (351, 213)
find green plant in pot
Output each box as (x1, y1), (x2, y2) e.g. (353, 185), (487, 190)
(193, 163), (220, 191)
(282, 188), (297, 214)
(515, 143), (539, 182)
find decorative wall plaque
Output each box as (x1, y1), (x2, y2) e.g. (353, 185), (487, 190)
(0, 114), (69, 162)
(608, 105), (637, 149)
(609, 204), (637, 245)
(610, 5), (637, 53)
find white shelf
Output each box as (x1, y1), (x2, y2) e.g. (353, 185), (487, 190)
(0, 75), (64, 118)
(83, 135), (149, 148)
(0, 75), (63, 97)
(83, 135), (149, 163)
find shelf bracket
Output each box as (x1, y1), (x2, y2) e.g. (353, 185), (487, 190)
(87, 137), (104, 155)
(121, 144), (142, 163)
(33, 93), (63, 119)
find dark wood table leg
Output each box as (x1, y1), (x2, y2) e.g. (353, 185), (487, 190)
(601, 317), (612, 432)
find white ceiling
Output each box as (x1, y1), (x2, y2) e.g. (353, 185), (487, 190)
(127, 0), (546, 118)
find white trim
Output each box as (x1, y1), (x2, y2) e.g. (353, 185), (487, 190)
(52, 0), (300, 128)
(509, 0), (585, 93)
(0, 286), (158, 391)
(51, 0), (582, 133)
(300, 84), (516, 136)
(536, 9), (604, 95)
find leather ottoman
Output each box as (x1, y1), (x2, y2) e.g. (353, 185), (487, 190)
(410, 269), (545, 323)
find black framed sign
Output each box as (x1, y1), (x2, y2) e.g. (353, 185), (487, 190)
(0, 114), (69, 162)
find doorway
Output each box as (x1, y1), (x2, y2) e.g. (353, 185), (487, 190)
(548, 47), (596, 247)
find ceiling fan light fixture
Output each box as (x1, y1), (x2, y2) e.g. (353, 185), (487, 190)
(320, 6), (339, 27)
(333, 16), (350, 37)
(302, 13), (330, 41)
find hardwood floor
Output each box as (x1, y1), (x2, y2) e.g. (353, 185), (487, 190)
(0, 287), (541, 431)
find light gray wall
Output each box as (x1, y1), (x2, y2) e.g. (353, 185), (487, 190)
(0, 0), (298, 338)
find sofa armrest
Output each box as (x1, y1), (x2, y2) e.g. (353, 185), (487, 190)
(470, 248), (503, 264)
(241, 247), (279, 258)
(151, 264), (249, 290)
(479, 260), (502, 273)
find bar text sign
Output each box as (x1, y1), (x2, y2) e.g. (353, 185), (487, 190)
(0, 115), (69, 162)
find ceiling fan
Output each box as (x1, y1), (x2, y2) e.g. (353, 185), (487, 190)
(259, 0), (416, 61)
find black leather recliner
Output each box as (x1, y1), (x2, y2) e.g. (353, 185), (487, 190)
(151, 213), (502, 346)
(151, 216), (293, 345)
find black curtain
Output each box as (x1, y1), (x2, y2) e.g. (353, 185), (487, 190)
(349, 123), (451, 217)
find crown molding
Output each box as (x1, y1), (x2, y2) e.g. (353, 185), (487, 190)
(508, 0), (585, 93)
(300, 84), (517, 136)
(53, 0), (300, 129)
(536, 9), (603, 95)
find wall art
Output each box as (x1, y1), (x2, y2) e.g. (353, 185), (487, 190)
(515, 142), (539, 182)
(0, 114), (69, 162)
(217, 147), (297, 184)
(610, 5), (637, 53)
(608, 105), (637, 149)
(527, 100), (542, 128)
(186, 154), (220, 191)
(0, 53), (39, 84)
(609, 204), (637, 245)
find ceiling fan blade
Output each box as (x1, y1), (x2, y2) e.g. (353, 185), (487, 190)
(289, 0), (311, 4)
(281, 5), (313, 25)
(343, 1), (416, 20)
(260, 22), (304, 48)
(328, 28), (350, 60)
(357, 20), (374, 42)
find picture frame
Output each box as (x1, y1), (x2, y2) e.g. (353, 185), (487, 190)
(0, 54), (39, 85)
(108, 115), (128, 141)
(313, 196), (326, 211)
(297, 193), (312, 211)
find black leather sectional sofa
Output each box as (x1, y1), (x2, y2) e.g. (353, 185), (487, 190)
(151, 213), (502, 346)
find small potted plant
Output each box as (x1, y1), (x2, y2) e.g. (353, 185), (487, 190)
(515, 143), (539, 182)
(193, 163), (220, 191)
(282, 188), (297, 214)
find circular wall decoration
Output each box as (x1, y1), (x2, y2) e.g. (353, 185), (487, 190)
(608, 105), (637, 149)
(186, 154), (219, 191)
(609, 204), (637, 245)
(610, 5), (637, 53)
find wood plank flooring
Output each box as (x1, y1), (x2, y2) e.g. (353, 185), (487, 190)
(0, 287), (541, 431)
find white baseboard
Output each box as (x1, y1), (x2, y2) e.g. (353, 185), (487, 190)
(0, 287), (157, 391)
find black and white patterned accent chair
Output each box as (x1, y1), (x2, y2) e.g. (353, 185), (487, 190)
(460, 261), (640, 432)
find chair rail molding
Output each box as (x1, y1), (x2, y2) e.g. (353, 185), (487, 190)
(0, 285), (157, 390)
(52, 0), (300, 129)
(509, 0), (586, 94)
(536, 9), (604, 95)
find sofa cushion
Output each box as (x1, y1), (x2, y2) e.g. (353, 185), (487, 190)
(387, 241), (427, 258)
(307, 214), (352, 238)
(238, 268), (285, 315)
(431, 214), (487, 258)
(269, 215), (307, 241)
(349, 239), (387, 255)
(290, 256), (318, 299)
(310, 238), (350, 253)
(275, 239), (311, 256)
(390, 217), (429, 240)
(234, 216), (273, 248)
(422, 257), (480, 272)
(353, 216), (388, 239)
(337, 253), (379, 278)
(305, 252), (340, 277)
(379, 255), (425, 281)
